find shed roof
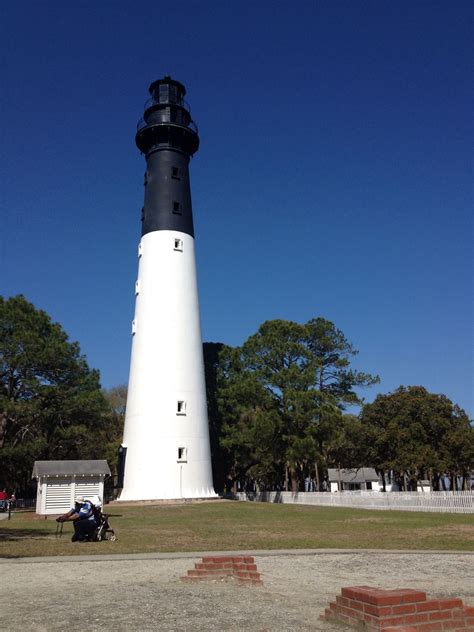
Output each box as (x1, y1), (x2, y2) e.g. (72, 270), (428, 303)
(32, 460), (111, 478)
(327, 468), (379, 483)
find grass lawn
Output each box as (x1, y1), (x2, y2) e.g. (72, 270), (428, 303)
(1, 501), (473, 558)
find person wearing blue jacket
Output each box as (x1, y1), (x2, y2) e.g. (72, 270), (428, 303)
(56, 496), (97, 542)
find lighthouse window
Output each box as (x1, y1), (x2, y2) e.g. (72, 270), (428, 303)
(177, 447), (187, 462)
(135, 280), (140, 295)
(159, 84), (168, 103)
(177, 400), (186, 415)
(141, 207), (145, 222)
(172, 201), (181, 214)
(174, 238), (183, 251)
(171, 166), (181, 180)
(131, 320), (137, 335)
(138, 242), (143, 257)
(143, 172), (148, 186)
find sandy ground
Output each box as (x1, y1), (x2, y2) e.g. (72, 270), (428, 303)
(0, 550), (473, 631)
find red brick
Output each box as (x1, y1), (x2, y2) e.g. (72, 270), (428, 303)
(341, 586), (376, 600)
(243, 556), (255, 563)
(436, 599), (464, 610)
(396, 589), (428, 604)
(429, 611), (454, 621)
(335, 596), (349, 607)
(419, 601), (442, 613)
(451, 609), (466, 620)
(379, 615), (407, 627)
(405, 612), (431, 624)
(364, 602), (392, 616)
(414, 623), (444, 631)
(361, 612), (379, 625)
(202, 556), (234, 564)
(338, 605), (364, 620)
(231, 556), (245, 563)
(390, 603), (418, 616)
(348, 599), (366, 612)
(234, 571), (249, 578)
(201, 562), (231, 570)
(462, 606), (474, 615)
(246, 564), (258, 571)
(348, 588), (427, 607)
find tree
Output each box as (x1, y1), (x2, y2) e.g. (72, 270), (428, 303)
(217, 318), (379, 491)
(0, 295), (110, 494)
(203, 343), (233, 492)
(359, 386), (473, 490)
(101, 384), (127, 481)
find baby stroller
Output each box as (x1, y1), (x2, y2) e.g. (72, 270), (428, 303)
(83, 496), (117, 542)
(92, 509), (116, 542)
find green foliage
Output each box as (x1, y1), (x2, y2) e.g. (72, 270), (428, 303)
(101, 384), (127, 476)
(203, 343), (232, 492)
(216, 318), (379, 490)
(0, 295), (112, 494)
(359, 386), (473, 489)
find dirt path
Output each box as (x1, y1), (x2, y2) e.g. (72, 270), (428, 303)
(1, 551), (472, 631)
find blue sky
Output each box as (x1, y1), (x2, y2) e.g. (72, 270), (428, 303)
(1, 1), (472, 416)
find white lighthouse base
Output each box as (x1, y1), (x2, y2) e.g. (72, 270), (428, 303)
(119, 230), (217, 501)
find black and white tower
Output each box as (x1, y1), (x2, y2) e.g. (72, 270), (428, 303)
(119, 77), (216, 500)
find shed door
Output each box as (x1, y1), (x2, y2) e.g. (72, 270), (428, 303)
(45, 479), (73, 513)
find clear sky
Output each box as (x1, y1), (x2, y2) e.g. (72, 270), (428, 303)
(1, 1), (472, 416)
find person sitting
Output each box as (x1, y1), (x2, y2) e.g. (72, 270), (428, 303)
(0, 488), (8, 511)
(56, 496), (97, 542)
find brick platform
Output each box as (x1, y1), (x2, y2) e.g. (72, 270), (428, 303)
(321, 586), (474, 630)
(180, 555), (263, 585)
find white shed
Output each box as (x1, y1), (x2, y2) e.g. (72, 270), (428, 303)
(32, 460), (111, 515)
(327, 468), (381, 492)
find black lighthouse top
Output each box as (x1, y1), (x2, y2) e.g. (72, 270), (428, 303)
(135, 75), (199, 157)
(137, 77), (199, 238)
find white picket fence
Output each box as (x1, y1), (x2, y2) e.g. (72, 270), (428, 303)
(232, 490), (474, 514)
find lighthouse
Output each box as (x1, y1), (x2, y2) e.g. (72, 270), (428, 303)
(119, 76), (216, 500)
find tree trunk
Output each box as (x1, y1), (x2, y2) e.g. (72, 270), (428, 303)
(450, 472), (456, 492)
(0, 412), (8, 449)
(380, 470), (386, 492)
(403, 470), (408, 491)
(289, 467), (299, 493)
(314, 462), (320, 491)
(284, 463), (289, 492)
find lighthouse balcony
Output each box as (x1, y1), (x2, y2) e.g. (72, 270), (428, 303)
(136, 116), (198, 135)
(135, 120), (199, 155)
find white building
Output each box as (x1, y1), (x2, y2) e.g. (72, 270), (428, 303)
(327, 468), (382, 492)
(32, 460), (110, 515)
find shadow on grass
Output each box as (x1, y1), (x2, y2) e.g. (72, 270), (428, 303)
(0, 528), (54, 541)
